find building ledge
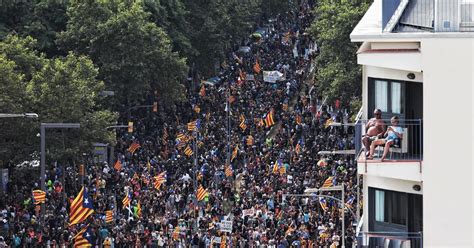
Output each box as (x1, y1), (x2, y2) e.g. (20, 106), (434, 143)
(358, 158), (423, 182)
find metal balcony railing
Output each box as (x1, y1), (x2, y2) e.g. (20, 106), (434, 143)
(356, 231), (423, 248)
(355, 119), (423, 162)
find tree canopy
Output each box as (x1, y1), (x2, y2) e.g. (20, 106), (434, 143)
(309, 0), (370, 109)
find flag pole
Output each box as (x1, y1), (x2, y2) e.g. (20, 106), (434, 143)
(193, 120), (198, 233)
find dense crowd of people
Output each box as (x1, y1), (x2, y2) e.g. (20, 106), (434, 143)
(0, 2), (360, 247)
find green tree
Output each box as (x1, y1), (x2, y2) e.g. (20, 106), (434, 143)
(0, 0), (68, 57)
(309, 0), (371, 107)
(0, 35), (117, 167)
(27, 53), (117, 161)
(58, 1), (188, 111)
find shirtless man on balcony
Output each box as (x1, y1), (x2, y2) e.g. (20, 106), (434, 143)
(362, 109), (385, 156)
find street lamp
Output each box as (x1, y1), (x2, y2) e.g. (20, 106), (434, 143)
(0, 113), (38, 118)
(304, 184), (346, 248)
(40, 123), (80, 221)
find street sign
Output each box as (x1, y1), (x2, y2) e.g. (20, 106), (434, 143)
(219, 220), (233, 233)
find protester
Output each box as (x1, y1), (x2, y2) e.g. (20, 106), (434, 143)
(0, 2), (360, 247)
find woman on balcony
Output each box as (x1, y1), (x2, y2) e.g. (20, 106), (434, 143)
(367, 116), (403, 162)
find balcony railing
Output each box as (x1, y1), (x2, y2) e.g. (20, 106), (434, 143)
(355, 119), (423, 162)
(356, 231), (423, 248)
(383, 0), (474, 33)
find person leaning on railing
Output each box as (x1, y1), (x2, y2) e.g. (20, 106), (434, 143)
(367, 116), (403, 162)
(362, 109), (386, 156)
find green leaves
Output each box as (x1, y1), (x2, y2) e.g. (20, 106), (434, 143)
(59, 1), (188, 108)
(309, 0), (370, 107)
(0, 35), (117, 166)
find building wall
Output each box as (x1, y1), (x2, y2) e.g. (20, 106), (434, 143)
(421, 38), (473, 247)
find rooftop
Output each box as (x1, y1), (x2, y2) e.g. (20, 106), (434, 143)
(351, 0), (474, 42)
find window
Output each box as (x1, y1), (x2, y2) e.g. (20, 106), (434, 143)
(391, 82), (402, 114)
(375, 190), (385, 222)
(373, 188), (407, 226)
(374, 80), (388, 112)
(461, 2), (474, 27)
(370, 78), (405, 115)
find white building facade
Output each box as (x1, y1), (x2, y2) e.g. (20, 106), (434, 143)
(350, 0), (473, 247)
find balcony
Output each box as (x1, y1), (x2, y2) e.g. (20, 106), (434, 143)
(355, 119), (423, 181)
(356, 231), (423, 248)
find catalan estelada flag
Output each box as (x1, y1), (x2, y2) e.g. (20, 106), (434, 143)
(122, 192), (131, 208)
(69, 186), (94, 226)
(114, 160), (122, 171)
(32, 190), (46, 205)
(184, 146), (193, 157)
(127, 142), (141, 154)
(265, 111), (275, 128)
(322, 176), (334, 188)
(73, 224), (94, 247)
(225, 166), (233, 177)
(272, 160), (281, 174)
(154, 172), (167, 190)
(187, 119), (200, 131)
(253, 60), (261, 74)
(105, 210), (113, 223)
(231, 145), (238, 161)
(196, 185), (209, 201)
(319, 198), (328, 211)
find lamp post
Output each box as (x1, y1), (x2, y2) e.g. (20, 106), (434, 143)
(0, 113), (38, 119)
(304, 185), (345, 248)
(40, 123), (80, 221)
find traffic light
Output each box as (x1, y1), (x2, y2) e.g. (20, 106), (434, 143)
(153, 102), (158, 112)
(128, 121), (133, 133)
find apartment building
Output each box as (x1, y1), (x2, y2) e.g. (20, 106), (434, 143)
(350, 0), (473, 247)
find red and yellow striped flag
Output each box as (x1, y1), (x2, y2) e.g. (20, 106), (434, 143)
(196, 185), (209, 201)
(69, 187), (94, 226)
(105, 210), (113, 223)
(127, 142), (141, 154)
(225, 166), (233, 177)
(265, 111), (275, 128)
(122, 193), (131, 208)
(114, 160), (122, 171)
(322, 176), (334, 188)
(231, 145), (238, 161)
(172, 226), (180, 240)
(253, 60), (261, 74)
(239, 114), (247, 130)
(184, 146), (193, 157)
(32, 190), (46, 205)
(246, 135), (254, 146)
(73, 224), (92, 247)
(154, 172), (166, 190)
